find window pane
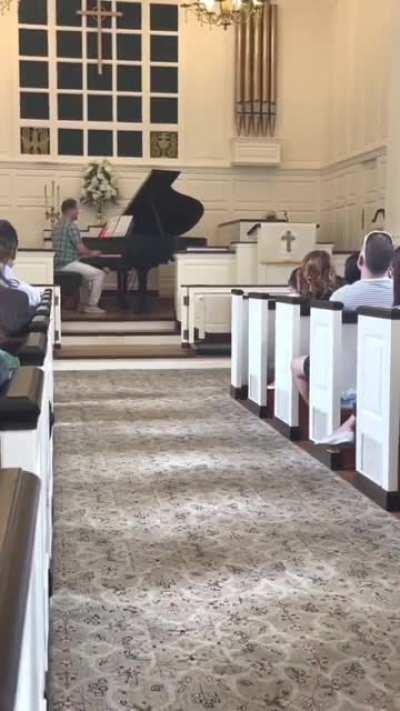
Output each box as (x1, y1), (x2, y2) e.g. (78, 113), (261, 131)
(19, 29), (48, 56)
(58, 93), (83, 121)
(150, 97), (177, 124)
(57, 31), (82, 58)
(117, 65), (141, 92)
(57, 0), (82, 27)
(117, 34), (141, 61)
(117, 130), (142, 157)
(87, 94), (113, 121)
(87, 32), (112, 60)
(57, 62), (83, 90)
(116, 2), (141, 29)
(58, 128), (84, 155)
(20, 60), (49, 89)
(117, 96), (141, 122)
(150, 35), (177, 63)
(19, 0), (47, 25)
(88, 130), (113, 156)
(150, 4), (178, 31)
(87, 63), (113, 91)
(20, 91), (49, 119)
(151, 66), (177, 93)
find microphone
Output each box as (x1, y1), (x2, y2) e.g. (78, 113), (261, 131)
(247, 223), (261, 237)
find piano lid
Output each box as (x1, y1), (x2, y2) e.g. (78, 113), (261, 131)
(123, 169), (204, 237)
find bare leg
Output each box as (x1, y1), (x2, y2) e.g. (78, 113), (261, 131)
(318, 414), (356, 445)
(291, 356), (310, 404)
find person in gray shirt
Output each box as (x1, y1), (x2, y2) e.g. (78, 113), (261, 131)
(328, 231), (393, 310)
(291, 231), (394, 444)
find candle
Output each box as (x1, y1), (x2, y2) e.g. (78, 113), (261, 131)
(56, 185), (60, 213)
(44, 185), (48, 212)
(51, 180), (55, 207)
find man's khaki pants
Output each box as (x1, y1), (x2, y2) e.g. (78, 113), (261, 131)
(59, 261), (105, 306)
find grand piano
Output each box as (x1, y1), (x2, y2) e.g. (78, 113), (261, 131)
(83, 169), (205, 310)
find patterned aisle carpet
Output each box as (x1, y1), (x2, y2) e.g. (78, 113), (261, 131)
(50, 370), (400, 711)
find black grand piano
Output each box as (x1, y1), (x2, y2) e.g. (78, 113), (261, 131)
(83, 169), (205, 310)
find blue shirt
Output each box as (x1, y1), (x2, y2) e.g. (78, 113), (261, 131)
(330, 278), (393, 311)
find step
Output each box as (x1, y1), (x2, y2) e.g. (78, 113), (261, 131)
(55, 343), (194, 360)
(61, 333), (181, 347)
(62, 319), (177, 334)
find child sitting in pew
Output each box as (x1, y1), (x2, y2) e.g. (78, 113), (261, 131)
(0, 220), (41, 307)
(291, 231), (394, 444)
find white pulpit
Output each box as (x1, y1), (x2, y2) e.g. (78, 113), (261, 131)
(256, 222), (326, 283)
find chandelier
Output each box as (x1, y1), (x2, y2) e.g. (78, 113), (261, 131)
(181, 0), (266, 30)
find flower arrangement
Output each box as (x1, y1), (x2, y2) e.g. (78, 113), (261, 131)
(80, 160), (119, 224)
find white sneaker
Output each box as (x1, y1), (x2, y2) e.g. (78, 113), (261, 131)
(83, 305), (106, 315)
(317, 430), (355, 446)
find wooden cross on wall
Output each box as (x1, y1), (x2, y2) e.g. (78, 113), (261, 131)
(78, 1), (122, 75)
(281, 230), (296, 253)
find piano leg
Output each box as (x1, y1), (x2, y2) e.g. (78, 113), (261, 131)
(117, 269), (130, 310)
(132, 267), (150, 313)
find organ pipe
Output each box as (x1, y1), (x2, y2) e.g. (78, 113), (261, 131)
(235, 1), (278, 138)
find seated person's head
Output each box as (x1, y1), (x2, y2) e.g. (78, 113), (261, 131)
(0, 220), (18, 267)
(61, 198), (79, 221)
(358, 231), (394, 278)
(344, 252), (361, 284)
(298, 250), (337, 300)
(288, 267), (300, 293)
(392, 246), (400, 307)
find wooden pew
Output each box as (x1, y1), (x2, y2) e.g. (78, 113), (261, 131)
(181, 283), (287, 347)
(273, 296), (310, 440)
(0, 468), (42, 711)
(307, 301), (357, 469)
(354, 307), (400, 511)
(230, 286), (290, 403)
(246, 293), (276, 418)
(230, 290), (249, 400)
(0, 369), (49, 709)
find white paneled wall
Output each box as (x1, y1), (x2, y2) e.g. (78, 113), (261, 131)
(320, 149), (386, 251)
(0, 161), (321, 248)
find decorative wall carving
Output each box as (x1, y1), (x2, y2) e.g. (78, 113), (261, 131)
(150, 131), (179, 159)
(20, 127), (50, 155)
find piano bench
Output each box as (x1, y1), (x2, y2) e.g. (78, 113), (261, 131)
(55, 271), (83, 311)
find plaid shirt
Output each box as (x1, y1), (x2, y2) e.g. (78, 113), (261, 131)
(52, 217), (81, 268)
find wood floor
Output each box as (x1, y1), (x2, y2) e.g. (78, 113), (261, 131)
(62, 293), (175, 322)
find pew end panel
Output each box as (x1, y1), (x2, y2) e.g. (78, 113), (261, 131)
(230, 290), (249, 400)
(273, 297), (310, 440)
(309, 303), (343, 442)
(247, 295), (275, 418)
(355, 309), (400, 510)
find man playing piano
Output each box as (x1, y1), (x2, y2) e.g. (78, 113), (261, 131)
(52, 199), (106, 314)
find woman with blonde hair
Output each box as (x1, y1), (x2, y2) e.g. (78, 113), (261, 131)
(297, 250), (338, 301)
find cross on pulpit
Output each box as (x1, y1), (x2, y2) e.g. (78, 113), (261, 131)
(281, 230), (296, 253)
(78, 1), (122, 75)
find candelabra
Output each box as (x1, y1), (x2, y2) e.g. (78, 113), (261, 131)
(44, 181), (61, 228)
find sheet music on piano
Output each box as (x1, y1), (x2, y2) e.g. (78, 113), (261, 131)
(100, 215), (134, 239)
